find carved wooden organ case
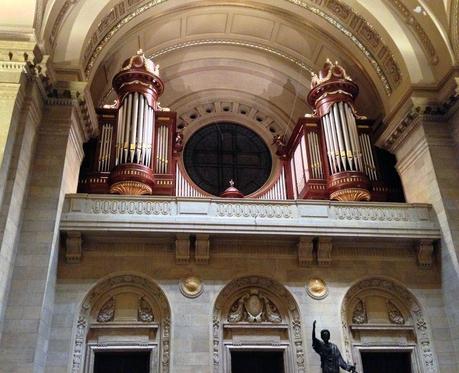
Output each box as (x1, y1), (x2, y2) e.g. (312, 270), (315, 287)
(78, 55), (402, 202)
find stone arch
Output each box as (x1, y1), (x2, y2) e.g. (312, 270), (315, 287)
(70, 273), (171, 373)
(341, 277), (438, 373)
(212, 276), (305, 373)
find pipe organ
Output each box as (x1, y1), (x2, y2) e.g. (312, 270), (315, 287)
(78, 57), (402, 202)
(78, 50), (176, 195)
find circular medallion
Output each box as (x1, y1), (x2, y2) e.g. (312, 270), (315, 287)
(180, 276), (204, 298)
(306, 278), (328, 300)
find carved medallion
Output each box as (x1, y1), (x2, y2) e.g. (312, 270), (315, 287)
(97, 297), (115, 322)
(179, 276), (203, 298)
(227, 289), (281, 323)
(306, 278), (328, 300)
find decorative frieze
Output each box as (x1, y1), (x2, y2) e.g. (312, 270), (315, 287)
(61, 195), (441, 241)
(215, 203), (293, 218)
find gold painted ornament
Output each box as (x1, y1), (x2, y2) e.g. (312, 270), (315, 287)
(306, 278), (328, 300)
(180, 276), (203, 298)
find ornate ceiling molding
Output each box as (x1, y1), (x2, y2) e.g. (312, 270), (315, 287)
(48, 0), (81, 49)
(385, 0), (438, 65)
(452, 0), (459, 59)
(148, 39), (314, 74)
(75, 0), (401, 96)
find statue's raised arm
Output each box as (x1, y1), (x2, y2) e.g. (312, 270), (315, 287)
(311, 321), (357, 373)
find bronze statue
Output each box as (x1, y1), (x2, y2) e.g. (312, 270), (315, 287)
(312, 320), (356, 373)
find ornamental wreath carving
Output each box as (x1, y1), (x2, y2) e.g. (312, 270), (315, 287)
(227, 289), (282, 323)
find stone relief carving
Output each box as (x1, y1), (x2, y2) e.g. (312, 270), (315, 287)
(138, 296), (154, 322)
(213, 276), (305, 373)
(91, 199), (171, 215)
(351, 298), (367, 324)
(216, 202), (293, 218)
(227, 289), (282, 323)
(341, 277), (438, 372)
(97, 297), (115, 322)
(71, 274), (171, 373)
(387, 300), (405, 325)
(332, 206), (408, 221)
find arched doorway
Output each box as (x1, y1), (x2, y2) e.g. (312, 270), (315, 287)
(341, 277), (438, 373)
(212, 276), (305, 373)
(69, 274), (171, 373)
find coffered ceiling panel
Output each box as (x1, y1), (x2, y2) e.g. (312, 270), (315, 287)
(185, 13), (228, 35)
(230, 14), (275, 40)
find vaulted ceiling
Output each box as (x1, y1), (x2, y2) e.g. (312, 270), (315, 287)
(2, 0), (458, 135)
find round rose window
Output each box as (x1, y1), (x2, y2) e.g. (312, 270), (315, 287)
(183, 122), (272, 196)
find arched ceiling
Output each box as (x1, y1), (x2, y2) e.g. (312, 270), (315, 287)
(3, 0), (458, 132)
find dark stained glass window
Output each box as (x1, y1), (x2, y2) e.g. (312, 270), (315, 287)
(184, 122), (272, 196)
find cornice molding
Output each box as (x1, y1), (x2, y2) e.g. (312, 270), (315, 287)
(379, 75), (459, 152)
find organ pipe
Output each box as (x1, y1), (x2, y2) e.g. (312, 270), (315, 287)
(110, 49), (165, 195)
(307, 59), (371, 201)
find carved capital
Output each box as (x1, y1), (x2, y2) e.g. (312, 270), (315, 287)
(175, 234), (190, 264)
(417, 239), (434, 269)
(195, 234), (210, 264)
(318, 236), (333, 266)
(298, 236), (314, 266)
(65, 232), (82, 263)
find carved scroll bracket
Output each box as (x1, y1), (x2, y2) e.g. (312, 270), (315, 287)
(318, 236), (333, 266)
(417, 239), (434, 269)
(65, 231), (82, 263)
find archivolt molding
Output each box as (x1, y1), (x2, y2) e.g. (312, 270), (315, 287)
(341, 277), (439, 372)
(385, 0), (439, 65)
(71, 0), (402, 95)
(212, 276), (305, 373)
(70, 274), (171, 373)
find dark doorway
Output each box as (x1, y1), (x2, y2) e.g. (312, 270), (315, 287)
(231, 350), (285, 373)
(94, 350), (150, 373)
(361, 351), (411, 373)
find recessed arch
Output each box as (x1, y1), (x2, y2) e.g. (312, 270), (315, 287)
(212, 275), (306, 373)
(69, 273), (171, 373)
(341, 277), (439, 373)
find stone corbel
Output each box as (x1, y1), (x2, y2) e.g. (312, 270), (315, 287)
(317, 237), (333, 266)
(195, 234), (210, 264)
(65, 231), (82, 263)
(175, 234), (190, 264)
(417, 239), (434, 269)
(298, 236), (314, 266)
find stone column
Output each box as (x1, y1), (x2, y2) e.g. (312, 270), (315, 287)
(380, 86), (459, 368)
(0, 91), (94, 372)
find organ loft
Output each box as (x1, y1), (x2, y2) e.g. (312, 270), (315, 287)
(0, 1), (458, 373)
